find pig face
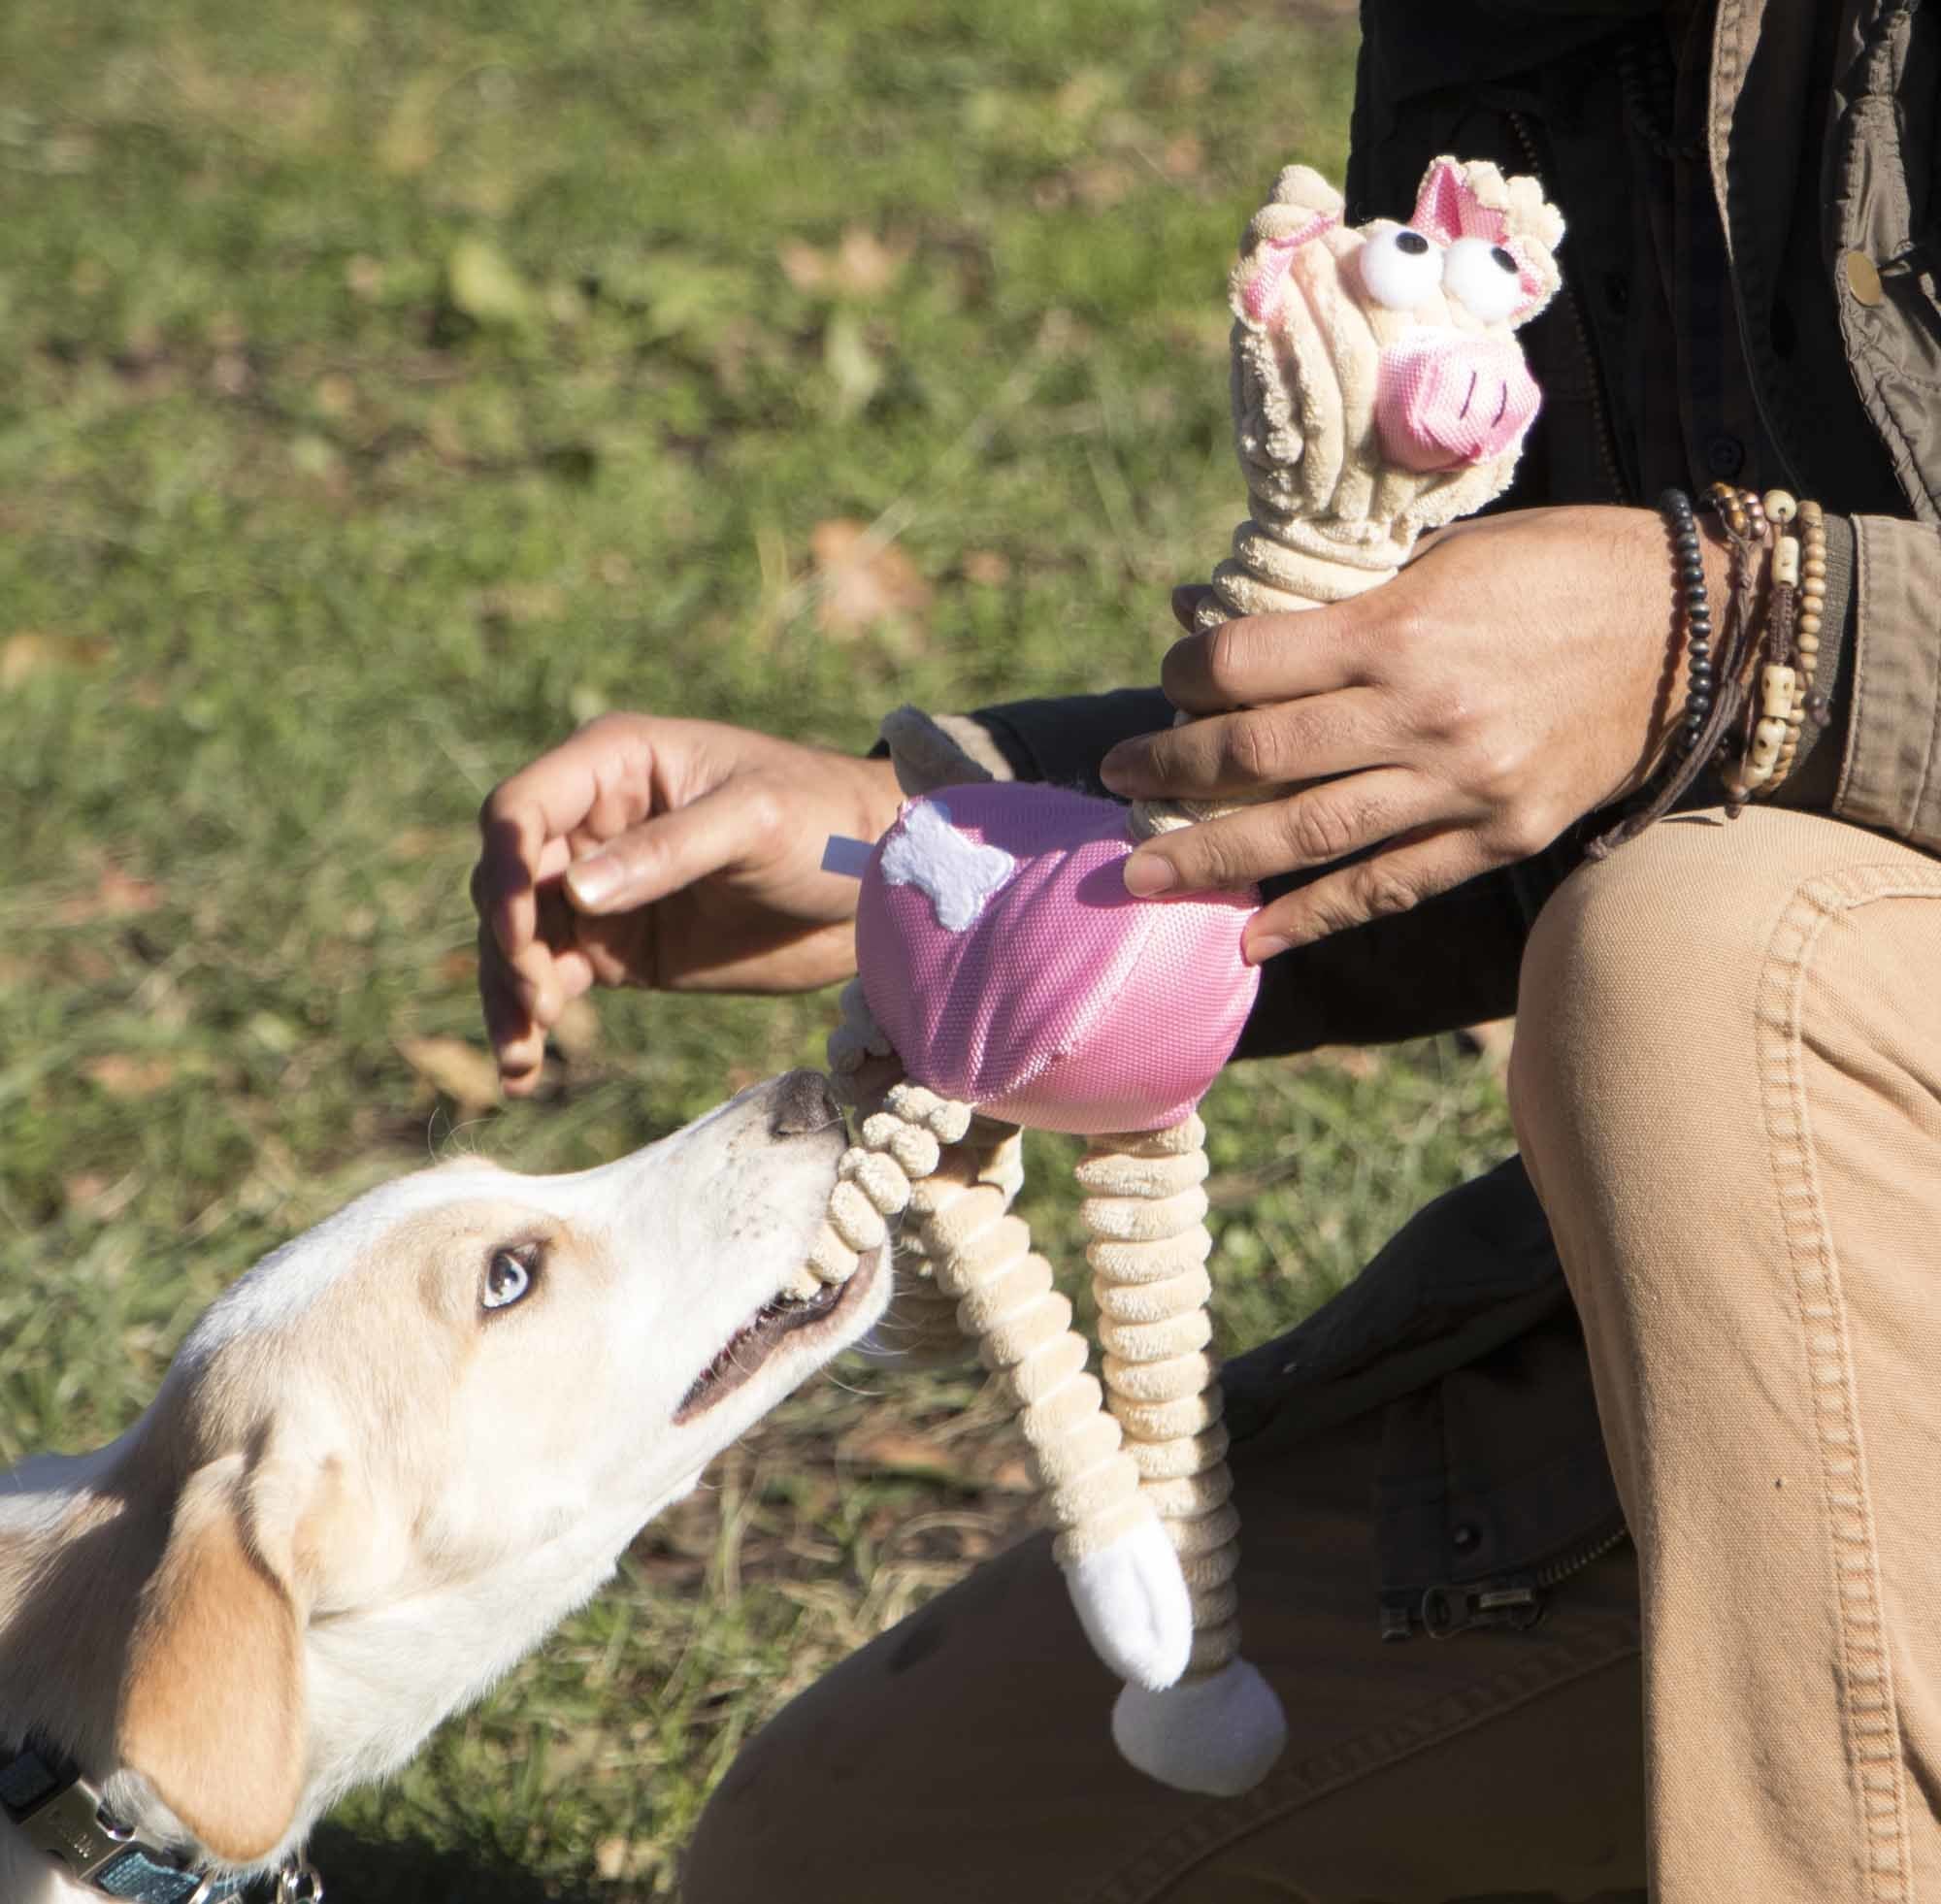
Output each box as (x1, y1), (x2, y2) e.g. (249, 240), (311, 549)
(1228, 156), (1564, 533)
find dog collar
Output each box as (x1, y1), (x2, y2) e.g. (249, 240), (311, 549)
(0, 1746), (318, 1903)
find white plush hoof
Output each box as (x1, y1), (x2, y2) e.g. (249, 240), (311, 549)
(1111, 1658), (1288, 1795)
(1065, 1518), (1193, 1691)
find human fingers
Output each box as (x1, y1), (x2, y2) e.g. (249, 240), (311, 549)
(468, 837), (572, 932)
(561, 777), (779, 915)
(1159, 607), (1367, 716)
(479, 916), (604, 1092)
(1099, 689), (1391, 802)
(1241, 829), (1493, 960)
(1117, 768), (1472, 898)
(479, 918), (549, 1094)
(477, 715), (656, 959)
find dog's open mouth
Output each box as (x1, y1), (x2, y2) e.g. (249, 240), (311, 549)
(674, 1245), (883, 1424)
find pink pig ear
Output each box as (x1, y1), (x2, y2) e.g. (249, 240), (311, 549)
(1411, 157), (1505, 246)
(1411, 155), (1564, 326)
(1231, 206), (1338, 325)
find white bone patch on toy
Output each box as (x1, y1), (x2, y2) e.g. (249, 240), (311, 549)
(878, 797), (1017, 932)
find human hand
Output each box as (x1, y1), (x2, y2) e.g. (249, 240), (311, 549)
(474, 714), (904, 1093)
(1098, 505), (1731, 960)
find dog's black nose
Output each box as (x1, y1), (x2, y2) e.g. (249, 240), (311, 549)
(768, 1067), (840, 1137)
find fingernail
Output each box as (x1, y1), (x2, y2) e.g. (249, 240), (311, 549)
(1123, 854), (1176, 897)
(1244, 933), (1293, 966)
(1099, 748), (1131, 791)
(565, 855), (620, 908)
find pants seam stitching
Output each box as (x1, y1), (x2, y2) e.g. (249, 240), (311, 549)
(1757, 868), (1937, 1904)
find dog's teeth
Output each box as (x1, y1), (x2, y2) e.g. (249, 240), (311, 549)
(779, 1264), (822, 1303)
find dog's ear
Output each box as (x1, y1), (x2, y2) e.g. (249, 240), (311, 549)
(115, 1451), (307, 1864)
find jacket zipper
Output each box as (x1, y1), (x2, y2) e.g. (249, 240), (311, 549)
(1382, 1518), (1631, 1641)
(1533, 1520), (1630, 1589)
(1507, 110), (1632, 507)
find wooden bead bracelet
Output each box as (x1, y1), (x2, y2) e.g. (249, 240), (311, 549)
(1588, 483), (1833, 858)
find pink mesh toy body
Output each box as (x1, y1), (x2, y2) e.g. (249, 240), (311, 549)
(788, 154), (1564, 1796)
(857, 785), (1258, 1133)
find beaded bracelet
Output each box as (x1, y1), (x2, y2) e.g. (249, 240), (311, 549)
(1715, 486), (1829, 803)
(1776, 495), (1828, 778)
(1700, 482), (1774, 815)
(1584, 487), (1731, 858)
(1661, 486), (1715, 757)
(1588, 483), (1834, 859)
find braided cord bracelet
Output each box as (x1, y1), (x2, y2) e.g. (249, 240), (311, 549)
(1586, 486), (1735, 858)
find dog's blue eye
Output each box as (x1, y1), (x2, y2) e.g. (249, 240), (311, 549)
(482, 1246), (536, 1312)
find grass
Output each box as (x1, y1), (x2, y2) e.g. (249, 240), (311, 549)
(0, 1), (1517, 1894)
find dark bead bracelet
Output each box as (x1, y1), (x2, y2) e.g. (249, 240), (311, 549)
(1659, 486), (1712, 753)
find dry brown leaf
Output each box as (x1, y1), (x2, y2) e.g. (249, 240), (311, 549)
(810, 519), (933, 639)
(595, 1837), (651, 1882)
(3, 631), (111, 687)
(831, 227), (906, 297)
(313, 372), (355, 417)
(56, 865), (164, 924)
(63, 1171), (142, 1219)
(83, 1055), (179, 1098)
(1071, 161), (1135, 209)
(1162, 132), (1204, 180)
(777, 239), (828, 293)
(395, 1034), (502, 1115)
(842, 1428), (977, 1487)
(63, 1173), (112, 1212)
(778, 227), (907, 299)
(208, 350), (252, 397)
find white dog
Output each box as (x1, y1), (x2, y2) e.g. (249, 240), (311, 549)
(0, 1069), (888, 1904)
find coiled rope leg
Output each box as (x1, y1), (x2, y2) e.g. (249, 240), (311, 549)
(1080, 1115), (1241, 1673)
(823, 982), (1193, 1691)
(1084, 1112), (1288, 1793)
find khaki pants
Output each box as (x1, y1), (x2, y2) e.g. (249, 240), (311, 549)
(683, 809), (1941, 1902)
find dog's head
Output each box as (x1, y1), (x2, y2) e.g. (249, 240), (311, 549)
(88, 1069), (885, 1869)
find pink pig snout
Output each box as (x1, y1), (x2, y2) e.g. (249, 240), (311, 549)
(1375, 333), (1541, 473)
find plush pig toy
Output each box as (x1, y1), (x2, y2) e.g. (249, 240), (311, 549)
(790, 156), (1563, 1795)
